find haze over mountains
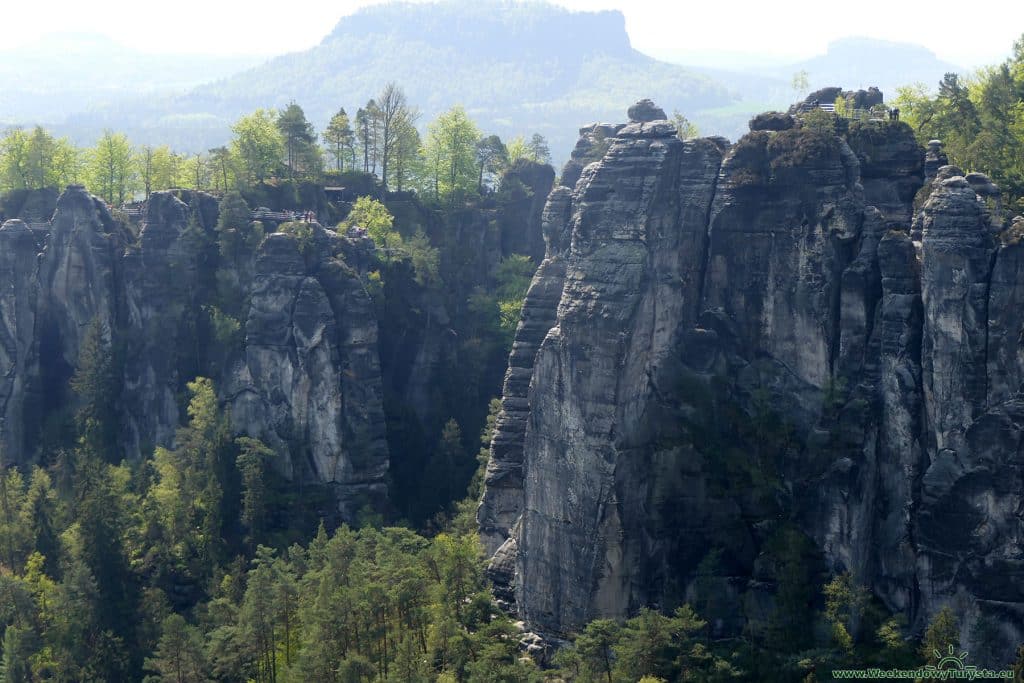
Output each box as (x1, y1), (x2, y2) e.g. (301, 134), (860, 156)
(0, 33), (260, 126)
(3, 1), (963, 162)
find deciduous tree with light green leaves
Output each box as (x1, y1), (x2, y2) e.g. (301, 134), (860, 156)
(344, 196), (398, 250)
(422, 105), (481, 203)
(136, 145), (185, 197)
(231, 109), (284, 183)
(390, 116), (421, 192)
(894, 38), (1024, 214)
(1, 126), (82, 192)
(0, 128), (31, 191)
(87, 130), (137, 205)
(208, 145), (234, 192)
(672, 110), (699, 140)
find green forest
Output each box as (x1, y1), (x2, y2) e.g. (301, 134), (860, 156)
(3, 36), (1024, 683)
(895, 35), (1024, 214)
(0, 84), (551, 207)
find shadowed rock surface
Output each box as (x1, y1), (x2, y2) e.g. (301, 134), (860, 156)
(480, 99), (1024, 663)
(0, 186), (390, 519)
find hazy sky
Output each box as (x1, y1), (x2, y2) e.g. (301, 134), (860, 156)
(6, 0), (1022, 67)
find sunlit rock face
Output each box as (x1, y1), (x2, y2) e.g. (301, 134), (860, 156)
(225, 225), (389, 517)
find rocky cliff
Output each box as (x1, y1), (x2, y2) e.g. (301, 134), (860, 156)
(482, 102), (1024, 662)
(224, 225), (389, 516)
(0, 168), (552, 523)
(0, 187), (390, 518)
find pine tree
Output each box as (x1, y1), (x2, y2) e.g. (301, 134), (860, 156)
(143, 614), (208, 683)
(236, 437), (274, 550)
(276, 102), (320, 181)
(70, 318), (119, 461)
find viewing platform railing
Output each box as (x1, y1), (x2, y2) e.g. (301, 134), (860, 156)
(796, 102), (888, 121)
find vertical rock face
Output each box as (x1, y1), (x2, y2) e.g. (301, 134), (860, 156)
(0, 221), (41, 463)
(987, 231), (1024, 405)
(39, 187), (123, 368)
(478, 187), (572, 559)
(226, 227), (389, 515)
(703, 127), (862, 390)
(478, 128), (627, 564)
(913, 178), (1024, 649)
(919, 177), (995, 455)
(121, 191), (208, 458)
(484, 100), (1024, 658)
(0, 186), (126, 464)
(510, 114), (726, 631)
(497, 161), (557, 263)
(846, 121), (924, 229)
(0, 185), (390, 521)
(867, 229), (925, 613)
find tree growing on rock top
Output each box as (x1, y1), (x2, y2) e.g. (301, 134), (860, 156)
(88, 130), (137, 205)
(475, 134), (508, 192)
(323, 107), (355, 173)
(376, 83), (418, 190)
(231, 109), (284, 183)
(422, 106), (481, 204)
(276, 102), (321, 181)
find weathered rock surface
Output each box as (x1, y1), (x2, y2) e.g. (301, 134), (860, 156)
(121, 191), (210, 458)
(919, 176), (996, 454)
(924, 140), (949, 182)
(0, 220), (42, 463)
(0, 186), (390, 521)
(226, 227), (389, 515)
(560, 123), (624, 191)
(514, 123), (725, 631)
(0, 186), (125, 463)
(478, 188), (572, 559)
(627, 98), (667, 123)
(497, 160), (557, 263)
(483, 101), (1024, 662)
(846, 121), (923, 229)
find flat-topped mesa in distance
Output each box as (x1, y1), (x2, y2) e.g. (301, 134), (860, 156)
(480, 98), (1024, 664)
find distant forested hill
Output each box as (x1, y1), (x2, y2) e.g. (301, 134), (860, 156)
(782, 37), (963, 95)
(55, 1), (737, 161)
(5, 6), (966, 164)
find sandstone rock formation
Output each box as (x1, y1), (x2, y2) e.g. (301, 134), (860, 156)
(0, 186), (125, 464)
(225, 225), (389, 516)
(0, 186), (390, 520)
(481, 99), (1024, 663)
(0, 220), (42, 463)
